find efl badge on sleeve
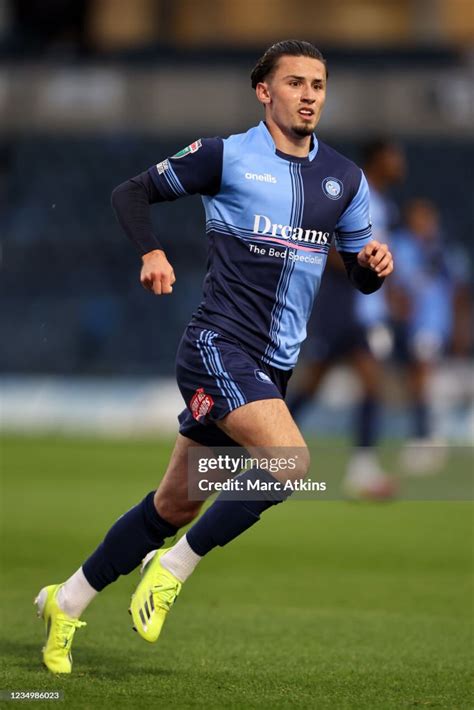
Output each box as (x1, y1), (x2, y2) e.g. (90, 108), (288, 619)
(190, 387), (214, 421)
(172, 140), (202, 159)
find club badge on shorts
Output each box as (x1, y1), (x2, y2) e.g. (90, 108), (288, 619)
(254, 369), (272, 384)
(190, 387), (214, 421)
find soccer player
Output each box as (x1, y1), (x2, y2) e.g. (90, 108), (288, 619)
(288, 139), (405, 497)
(35, 40), (394, 673)
(388, 198), (470, 471)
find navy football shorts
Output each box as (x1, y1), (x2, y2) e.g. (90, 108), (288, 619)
(176, 326), (292, 447)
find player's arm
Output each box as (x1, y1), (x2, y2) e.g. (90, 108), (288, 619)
(348, 239), (393, 292)
(111, 138), (223, 296)
(112, 171), (175, 294)
(335, 170), (394, 294)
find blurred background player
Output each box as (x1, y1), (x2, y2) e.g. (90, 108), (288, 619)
(288, 139), (406, 498)
(388, 198), (472, 473)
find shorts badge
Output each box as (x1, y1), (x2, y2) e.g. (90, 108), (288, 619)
(190, 387), (214, 421)
(254, 369), (272, 384)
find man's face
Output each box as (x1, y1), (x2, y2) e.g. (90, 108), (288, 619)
(406, 201), (439, 242)
(258, 55), (327, 137)
(376, 146), (406, 184)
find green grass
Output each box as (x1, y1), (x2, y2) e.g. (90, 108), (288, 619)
(1, 436), (472, 709)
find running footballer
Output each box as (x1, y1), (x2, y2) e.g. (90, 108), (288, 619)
(35, 40), (393, 673)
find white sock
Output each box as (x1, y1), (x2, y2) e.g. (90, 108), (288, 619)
(160, 535), (202, 583)
(57, 567), (98, 618)
(345, 449), (385, 485)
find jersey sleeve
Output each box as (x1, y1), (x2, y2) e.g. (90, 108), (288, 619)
(147, 137), (223, 201)
(334, 170), (372, 253)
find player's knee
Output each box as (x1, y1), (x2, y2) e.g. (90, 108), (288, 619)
(169, 507), (202, 528)
(154, 491), (202, 528)
(281, 445), (311, 482)
(295, 445), (311, 479)
(158, 502), (202, 528)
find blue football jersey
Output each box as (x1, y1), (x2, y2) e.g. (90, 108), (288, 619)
(354, 185), (397, 328)
(149, 121), (372, 369)
(390, 229), (465, 341)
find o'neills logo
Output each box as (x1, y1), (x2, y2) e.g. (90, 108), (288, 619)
(245, 172), (277, 183)
(253, 214), (330, 245)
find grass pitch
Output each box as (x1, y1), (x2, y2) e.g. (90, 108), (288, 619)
(1, 435), (472, 709)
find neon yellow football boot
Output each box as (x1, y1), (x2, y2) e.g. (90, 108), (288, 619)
(35, 585), (86, 674)
(129, 549), (182, 643)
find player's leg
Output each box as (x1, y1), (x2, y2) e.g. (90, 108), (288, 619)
(130, 326), (306, 643)
(391, 317), (430, 441)
(50, 433), (206, 614)
(36, 433), (210, 672)
(218, 396), (307, 445)
(343, 347), (396, 498)
(154, 434), (210, 527)
(351, 347), (381, 448)
(399, 355), (447, 475)
(393, 325), (445, 474)
(286, 360), (329, 422)
(159, 398), (308, 587)
(131, 399), (309, 643)
(407, 359), (431, 439)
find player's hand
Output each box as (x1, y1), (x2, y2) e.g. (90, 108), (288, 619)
(357, 240), (393, 278)
(140, 249), (176, 295)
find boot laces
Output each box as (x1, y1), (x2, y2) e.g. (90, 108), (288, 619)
(151, 579), (179, 612)
(56, 617), (86, 650)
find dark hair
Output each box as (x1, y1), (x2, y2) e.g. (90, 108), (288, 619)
(362, 138), (399, 166)
(250, 40), (327, 89)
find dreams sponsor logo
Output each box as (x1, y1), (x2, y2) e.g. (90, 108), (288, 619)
(253, 214), (330, 245)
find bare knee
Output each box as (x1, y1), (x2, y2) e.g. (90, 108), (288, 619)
(154, 490), (203, 528)
(266, 444), (310, 484)
(287, 445), (311, 481)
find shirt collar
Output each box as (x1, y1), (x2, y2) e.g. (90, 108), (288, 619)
(259, 120), (319, 162)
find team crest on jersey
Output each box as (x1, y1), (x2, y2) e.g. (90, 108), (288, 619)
(322, 177), (343, 200)
(190, 387), (214, 421)
(172, 140), (202, 159)
(254, 369), (272, 384)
